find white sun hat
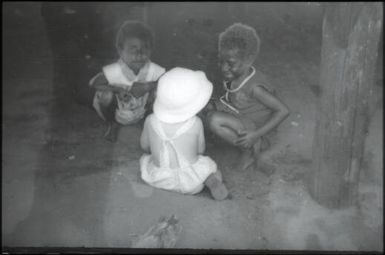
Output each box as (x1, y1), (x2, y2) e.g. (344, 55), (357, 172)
(154, 67), (213, 123)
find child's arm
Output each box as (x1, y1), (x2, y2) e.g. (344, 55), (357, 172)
(130, 81), (157, 98)
(89, 72), (127, 94)
(236, 86), (290, 148)
(197, 118), (206, 154)
(130, 65), (166, 98)
(140, 116), (151, 153)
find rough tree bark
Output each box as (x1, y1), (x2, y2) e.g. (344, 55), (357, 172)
(308, 2), (383, 208)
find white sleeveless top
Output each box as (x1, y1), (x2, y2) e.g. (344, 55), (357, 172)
(151, 115), (197, 169)
(91, 59), (165, 124)
(139, 115), (217, 194)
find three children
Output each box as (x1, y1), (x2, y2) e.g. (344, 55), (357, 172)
(90, 20), (289, 200)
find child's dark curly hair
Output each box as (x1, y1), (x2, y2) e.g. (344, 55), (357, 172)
(115, 20), (154, 51)
(218, 23), (261, 64)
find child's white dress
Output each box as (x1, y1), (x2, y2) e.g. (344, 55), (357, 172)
(140, 115), (217, 194)
(91, 59), (165, 125)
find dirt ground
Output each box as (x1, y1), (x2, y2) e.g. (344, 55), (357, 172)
(2, 2), (383, 251)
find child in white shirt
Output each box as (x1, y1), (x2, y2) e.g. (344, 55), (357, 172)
(89, 20), (165, 142)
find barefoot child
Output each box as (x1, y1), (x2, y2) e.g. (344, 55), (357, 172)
(89, 20), (166, 142)
(139, 68), (229, 200)
(208, 23), (290, 171)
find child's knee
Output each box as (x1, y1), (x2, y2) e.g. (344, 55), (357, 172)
(207, 112), (221, 132)
(98, 91), (114, 107)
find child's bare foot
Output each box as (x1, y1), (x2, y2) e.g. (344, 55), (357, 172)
(104, 123), (119, 143)
(239, 148), (255, 171)
(205, 172), (228, 201)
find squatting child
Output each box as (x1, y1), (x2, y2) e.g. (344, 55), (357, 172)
(89, 20), (166, 142)
(139, 67), (229, 200)
(207, 23), (290, 171)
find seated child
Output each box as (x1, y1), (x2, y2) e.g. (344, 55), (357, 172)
(207, 23), (290, 171)
(139, 67), (229, 200)
(89, 20), (166, 142)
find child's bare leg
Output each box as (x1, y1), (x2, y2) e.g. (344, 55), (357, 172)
(207, 111), (245, 145)
(98, 91), (120, 142)
(104, 122), (120, 143)
(254, 137), (275, 176)
(238, 138), (262, 171)
(205, 171), (228, 201)
(208, 112), (256, 170)
(239, 148), (254, 171)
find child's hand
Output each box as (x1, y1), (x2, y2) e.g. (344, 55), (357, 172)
(235, 130), (260, 148)
(130, 82), (154, 98)
(118, 90), (133, 102)
(205, 100), (216, 112)
(112, 86), (131, 102)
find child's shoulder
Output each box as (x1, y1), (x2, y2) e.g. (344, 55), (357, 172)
(147, 61), (166, 80)
(252, 69), (271, 86)
(249, 68), (275, 94)
(89, 72), (108, 86)
(148, 61), (166, 74)
(142, 113), (155, 130)
(144, 113), (155, 123)
(192, 115), (203, 127)
(188, 116), (204, 134)
(149, 61), (165, 70)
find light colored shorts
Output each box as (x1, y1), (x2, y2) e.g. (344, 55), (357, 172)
(140, 155), (217, 195)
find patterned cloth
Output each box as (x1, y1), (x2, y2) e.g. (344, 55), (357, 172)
(90, 59), (165, 124)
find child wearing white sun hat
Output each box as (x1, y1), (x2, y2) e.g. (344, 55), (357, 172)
(139, 67), (229, 200)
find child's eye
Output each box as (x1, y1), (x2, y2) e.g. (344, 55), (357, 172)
(227, 62), (235, 68)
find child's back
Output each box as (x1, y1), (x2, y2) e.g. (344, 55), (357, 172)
(143, 114), (204, 169)
(139, 67), (228, 200)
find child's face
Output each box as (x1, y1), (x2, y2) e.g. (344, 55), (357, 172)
(218, 48), (252, 82)
(119, 37), (151, 73)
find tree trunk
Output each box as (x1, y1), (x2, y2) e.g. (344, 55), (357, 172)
(308, 2), (383, 208)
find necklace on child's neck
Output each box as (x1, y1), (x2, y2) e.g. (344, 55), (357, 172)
(223, 66), (256, 93)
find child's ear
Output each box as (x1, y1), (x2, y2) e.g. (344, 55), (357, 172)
(116, 42), (124, 56)
(117, 48), (124, 58)
(243, 57), (255, 67)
